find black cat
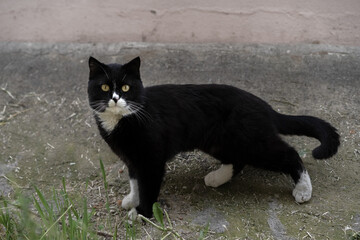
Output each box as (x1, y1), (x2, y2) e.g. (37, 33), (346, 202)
(87, 56), (339, 218)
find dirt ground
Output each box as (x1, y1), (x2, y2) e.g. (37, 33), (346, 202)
(0, 42), (359, 239)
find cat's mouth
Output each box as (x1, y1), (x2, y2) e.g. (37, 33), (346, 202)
(106, 99), (132, 116)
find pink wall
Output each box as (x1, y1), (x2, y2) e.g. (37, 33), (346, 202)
(1, 0), (359, 45)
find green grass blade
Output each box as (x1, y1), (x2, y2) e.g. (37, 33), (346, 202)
(125, 219), (137, 240)
(82, 198), (88, 240)
(99, 158), (110, 212)
(62, 214), (67, 238)
(113, 224), (118, 240)
(68, 210), (74, 238)
(34, 186), (54, 219)
(62, 177), (67, 193)
(52, 187), (62, 213)
(33, 196), (46, 222)
(70, 201), (80, 219)
(39, 204), (73, 240)
(0, 200), (16, 239)
(99, 159), (107, 190)
(62, 177), (71, 208)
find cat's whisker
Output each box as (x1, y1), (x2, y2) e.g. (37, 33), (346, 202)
(92, 105), (105, 113)
(134, 110), (151, 124)
(138, 109), (152, 122)
(127, 101), (151, 117)
(126, 101), (153, 124)
(90, 100), (109, 113)
(128, 107), (147, 124)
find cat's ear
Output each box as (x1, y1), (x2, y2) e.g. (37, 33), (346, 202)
(124, 57), (141, 78)
(88, 56), (105, 78)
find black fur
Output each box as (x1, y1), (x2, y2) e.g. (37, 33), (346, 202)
(87, 56), (340, 217)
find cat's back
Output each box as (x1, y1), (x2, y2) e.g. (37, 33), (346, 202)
(144, 84), (267, 108)
(145, 84), (244, 100)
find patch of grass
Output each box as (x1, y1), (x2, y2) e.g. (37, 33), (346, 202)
(139, 202), (184, 239)
(0, 199), (17, 239)
(0, 160), (209, 239)
(0, 178), (98, 240)
(124, 217), (138, 239)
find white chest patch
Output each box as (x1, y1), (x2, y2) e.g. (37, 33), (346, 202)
(96, 98), (132, 133)
(97, 110), (122, 132)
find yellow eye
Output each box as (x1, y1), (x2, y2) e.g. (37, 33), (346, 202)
(122, 85), (130, 92)
(101, 84), (110, 92)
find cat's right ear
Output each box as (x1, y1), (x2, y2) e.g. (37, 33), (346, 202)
(88, 56), (104, 78)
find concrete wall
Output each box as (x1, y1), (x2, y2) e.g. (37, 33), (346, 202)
(0, 0), (359, 45)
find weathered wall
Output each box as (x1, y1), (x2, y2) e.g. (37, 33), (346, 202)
(0, 0), (359, 45)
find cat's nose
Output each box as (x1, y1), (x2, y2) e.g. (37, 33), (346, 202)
(112, 93), (120, 102)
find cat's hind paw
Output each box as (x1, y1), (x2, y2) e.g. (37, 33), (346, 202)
(204, 164), (233, 188)
(204, 171), (221, 187)
(292, 171), (312, 203)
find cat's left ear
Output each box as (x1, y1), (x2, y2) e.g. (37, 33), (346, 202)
(124, 57), (141, 78)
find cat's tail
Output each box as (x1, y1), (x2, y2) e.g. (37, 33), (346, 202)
(273, 112), (340, 159)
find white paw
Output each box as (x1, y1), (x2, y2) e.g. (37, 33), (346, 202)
(204, 164), (233, 188)
(121, 193), (139, 209)
(292, 171), (312, 203)
(128, 208), (139, 221)
(204, 171), (221, 187)
(121, 179), (140, 209)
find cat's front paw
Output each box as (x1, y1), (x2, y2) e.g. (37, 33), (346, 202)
(128, 208), (139, 221)
(121, 194), (140, 210)
(124, 208), (141, 225)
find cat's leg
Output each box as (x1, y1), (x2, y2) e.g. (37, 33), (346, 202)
(292, 170), (312, 203)
(123, 163), (165, 218)
(257, 137), (312, 203)
(121, 178), (140, 210)
(203, 148), (245, 188)
(281, 150), (312, 203)
(122, 167), (140, 210)
(136, 165), (165, 218)
(204, 164), (234, 187)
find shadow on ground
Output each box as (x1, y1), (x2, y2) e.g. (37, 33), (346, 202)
(0, 42), (359, 239)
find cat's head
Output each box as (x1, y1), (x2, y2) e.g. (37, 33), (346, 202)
(87, 57), (145, 126)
